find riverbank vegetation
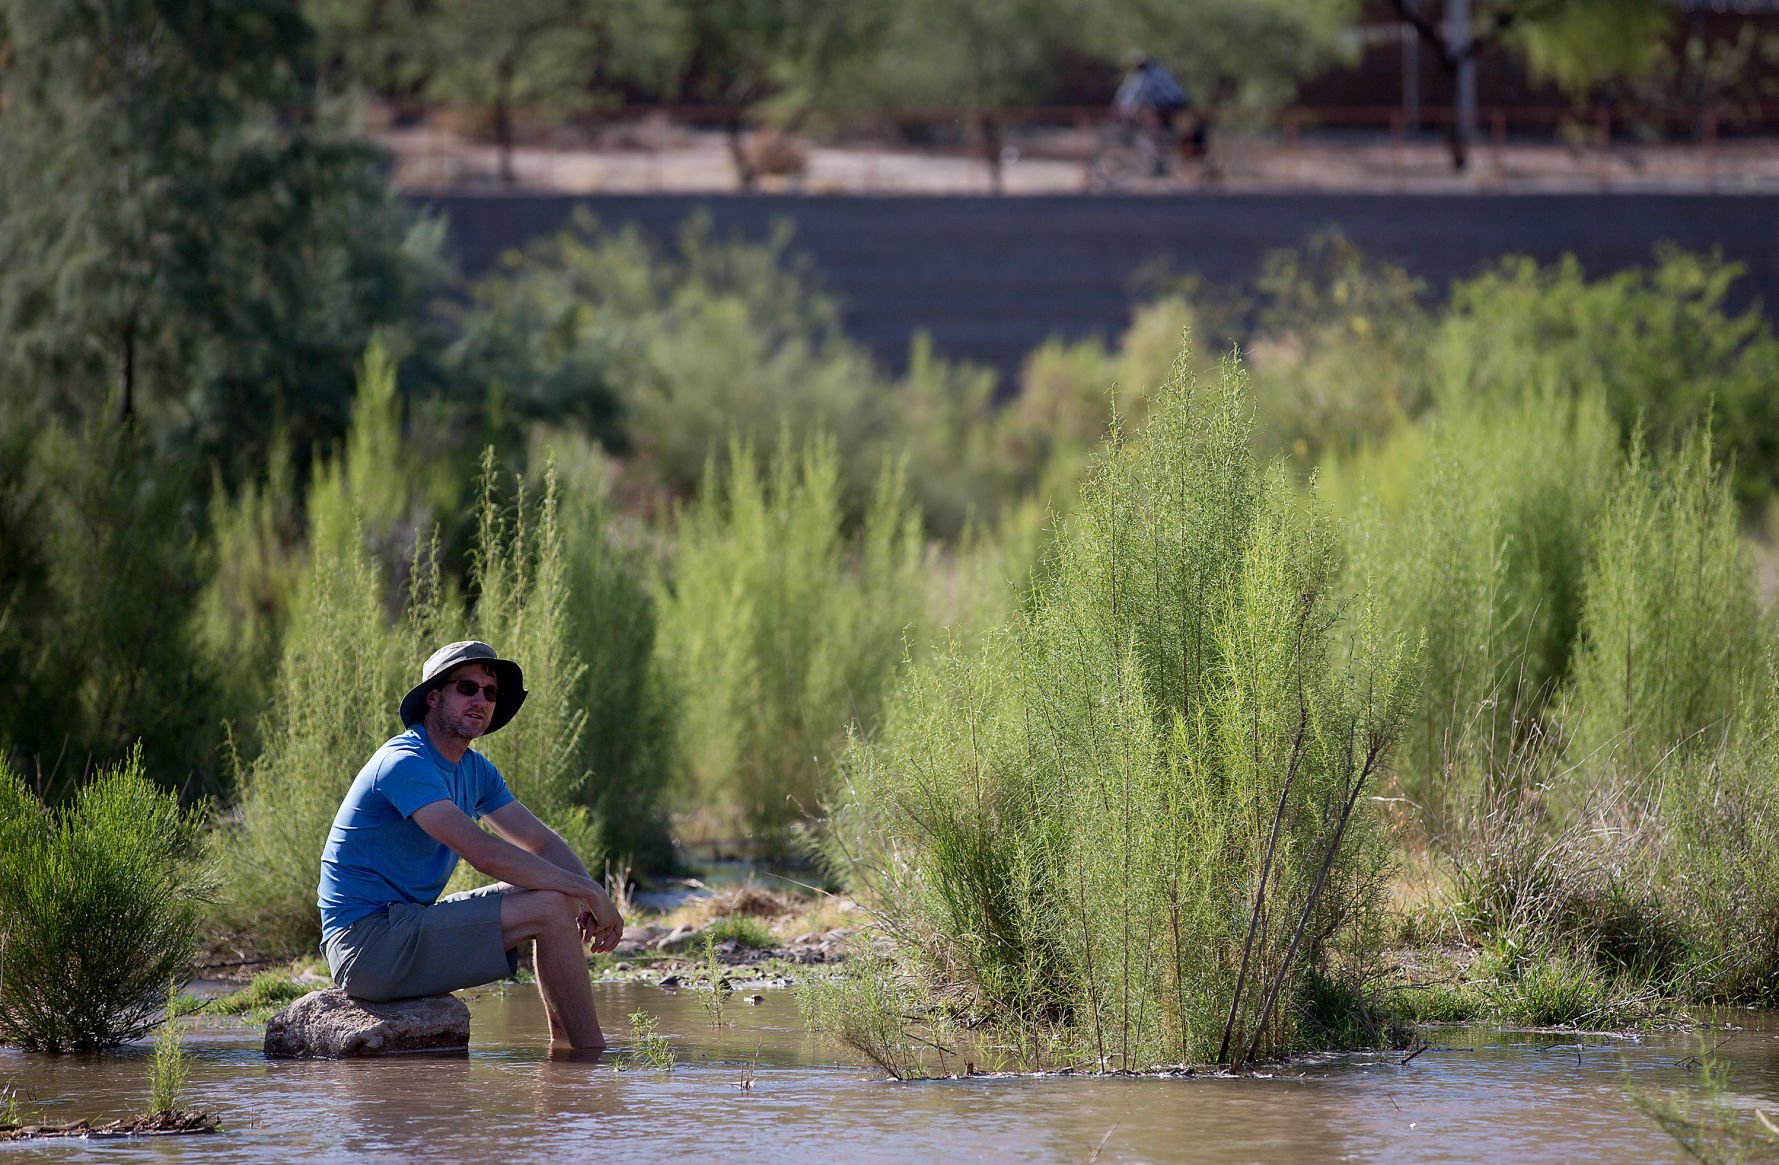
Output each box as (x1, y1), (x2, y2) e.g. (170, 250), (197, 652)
(3, 0), (1778, 1074)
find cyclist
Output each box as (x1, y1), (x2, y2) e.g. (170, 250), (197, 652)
(1113, 54), (1201, 176)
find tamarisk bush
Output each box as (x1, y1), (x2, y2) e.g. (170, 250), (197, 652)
(0, 749), (210, 1051)
(825, 351), (1415, 1070)
(656, 434), (925, 851)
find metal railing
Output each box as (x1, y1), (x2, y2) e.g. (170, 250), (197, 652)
(383, 102), (1779, 195)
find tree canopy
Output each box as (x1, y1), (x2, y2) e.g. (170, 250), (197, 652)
(0, 0), (441, 478)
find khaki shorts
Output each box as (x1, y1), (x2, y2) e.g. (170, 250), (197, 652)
(322, 883), (520, 1002)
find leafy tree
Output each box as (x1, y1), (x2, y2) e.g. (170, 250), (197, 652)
(420, 0), (601, 187)
(0, 0), (443, 482)
(661, 0), (888, 187)
(0, 412), (222, 794)
(1388, 0), (1675, 170)
(1086, 0), (1359, 134)
(847, 0), (1071, 191)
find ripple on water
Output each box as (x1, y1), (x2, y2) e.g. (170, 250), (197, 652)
(2, 988), (1771, 1163)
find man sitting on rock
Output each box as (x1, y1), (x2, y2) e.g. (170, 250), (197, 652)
(318, 640), (623, 1050)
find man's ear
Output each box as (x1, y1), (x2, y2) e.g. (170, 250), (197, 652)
(426, 686), (441, 712)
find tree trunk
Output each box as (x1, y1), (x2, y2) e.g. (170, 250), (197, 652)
(1389, 0), (1473, 171)
(117, 316), (136, 423)
(495, 60), (517, 187)
(979, 113), (1004, 194)
(1445, 103), (1471, 171)
(725, 111), (757, 190)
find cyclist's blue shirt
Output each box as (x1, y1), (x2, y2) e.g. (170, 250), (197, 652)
(317, 726), (515, 940)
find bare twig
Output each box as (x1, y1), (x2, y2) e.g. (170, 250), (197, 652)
(1243, 730), (1387, 1066)
(1219, 599), (1313, 1067)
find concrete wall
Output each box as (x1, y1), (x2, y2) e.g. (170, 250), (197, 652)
(419, 193), (1779, 384)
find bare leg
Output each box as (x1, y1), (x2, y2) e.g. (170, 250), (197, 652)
(499, 888), (605, 1049)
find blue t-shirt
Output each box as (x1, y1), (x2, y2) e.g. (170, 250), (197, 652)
(317, 726), (516, 939)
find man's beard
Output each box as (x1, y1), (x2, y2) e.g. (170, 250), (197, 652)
(431, 705), (487, 742)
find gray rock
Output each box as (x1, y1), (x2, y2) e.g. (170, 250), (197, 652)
(263, 989), (469, 1059)
(621, 924), (664, 944)
(654, 923), (706, 952)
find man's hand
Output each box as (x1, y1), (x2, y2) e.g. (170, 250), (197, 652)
(577, 887), (623, 953)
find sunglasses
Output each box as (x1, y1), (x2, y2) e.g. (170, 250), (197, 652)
(444, 678), (499, 702)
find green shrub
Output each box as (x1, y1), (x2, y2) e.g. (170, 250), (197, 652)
(797, 951), (931, 1080)
(1130, 233), (1432, 464)
(999, 297), (1195, 511)
(1326, 390), (1619, 825)
(215, 493), (429, 953)
(451, 211), (884, 505)
(463, 450), (598, 864)
(656, 434), (926, 850)
(1239, 233), (1433, 463)
(618, 1009), (675, 1072)
(827, 350), (1416, 1070)
(0, 748), (211, 1051)
(551, 434), (678, 869)
(1565, 432), (1765, 777)
(882, 333), (1004, 536)
(451, 209), (1072, 540)
(1643, 653), (1779, 1002)
(189, 437), (306, 764)
(1430, 247), (1779, 510)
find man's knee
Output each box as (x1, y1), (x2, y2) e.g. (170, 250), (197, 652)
(501, 888), (577, 941)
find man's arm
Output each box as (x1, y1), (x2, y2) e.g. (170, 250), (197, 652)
(409, 799), (622, 945)
(481, 800), (592, 882)
(409, 798), (589, 890)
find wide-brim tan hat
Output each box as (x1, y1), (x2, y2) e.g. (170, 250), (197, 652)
(399, 641), (527, 735)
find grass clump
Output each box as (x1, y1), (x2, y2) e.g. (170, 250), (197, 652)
(618, 1010), (675, 1073)
(148, 982), (192, 1116)
(704, 916), (777, 951)
(699, 935), (732, 1028)
(827, 349), (1416, 1072)
(0, 1088), (23, 1130)
(199, 972), (312, 1022)
(798, 951), (934, 1081)
(0, 749), (211, 1051)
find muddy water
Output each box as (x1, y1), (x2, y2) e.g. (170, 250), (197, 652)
(4, 984), (1778, 1164)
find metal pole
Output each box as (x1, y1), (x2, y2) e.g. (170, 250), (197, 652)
(1492, 108), (1506, 182)
(1596, 107), (1610, 191)
(1285, 109), (1300, 185)
(1403, 0), (1420, 131)
(1391, 108), (1405, 193)
(1451, 0), (1476, 166)
(1704, 106), (1718, 192)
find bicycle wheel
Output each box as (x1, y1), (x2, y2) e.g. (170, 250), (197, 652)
(1085, 143), (1149, 192)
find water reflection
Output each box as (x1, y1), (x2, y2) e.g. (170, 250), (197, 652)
(4, 985), (1774, 1162)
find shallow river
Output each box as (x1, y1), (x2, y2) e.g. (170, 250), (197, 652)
(5, 983), (1778, 1163)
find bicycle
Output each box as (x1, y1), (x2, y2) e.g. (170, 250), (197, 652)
(1083, 112), (1209, 193)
